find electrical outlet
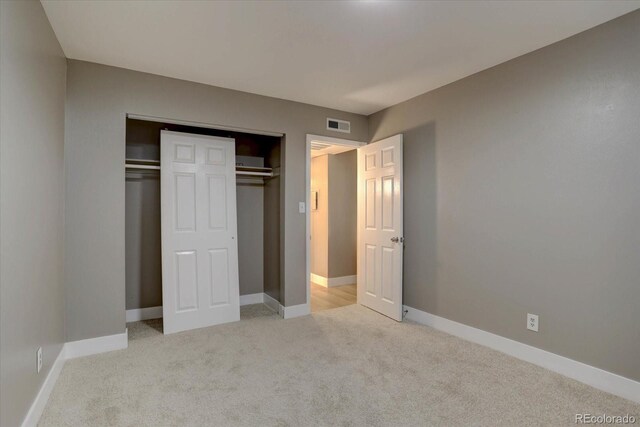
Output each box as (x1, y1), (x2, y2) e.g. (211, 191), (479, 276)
(527, 313), (539, 332)
(36, 347), (43, 373)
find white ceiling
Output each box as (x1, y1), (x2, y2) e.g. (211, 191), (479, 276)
(311, 143), (357, 158)
(41, 1), (639, 115)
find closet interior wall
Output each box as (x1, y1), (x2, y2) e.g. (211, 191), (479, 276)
(263, 140), (281, 304)
(125, 118), (283, 314)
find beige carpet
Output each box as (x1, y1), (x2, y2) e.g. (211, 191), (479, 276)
(40, 304), (639, 426)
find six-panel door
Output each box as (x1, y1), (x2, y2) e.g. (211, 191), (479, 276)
(357, 134), (403, 321)
(161, 131), (240, 334)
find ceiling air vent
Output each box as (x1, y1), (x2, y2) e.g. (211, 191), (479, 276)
(327, 118), (351, 134)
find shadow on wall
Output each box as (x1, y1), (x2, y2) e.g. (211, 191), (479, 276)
(373, 121), (440, 314)
(365, 10), (640, 383)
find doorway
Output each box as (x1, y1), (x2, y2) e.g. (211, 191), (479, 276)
(305, 135), (364, 312)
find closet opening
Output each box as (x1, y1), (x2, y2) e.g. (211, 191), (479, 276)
(305, 135), (364, 313)
(125, 117), (284, 337)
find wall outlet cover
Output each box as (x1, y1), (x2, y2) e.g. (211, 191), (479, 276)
(527, 313), (539, 332)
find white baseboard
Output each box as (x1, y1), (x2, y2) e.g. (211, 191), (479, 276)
(328, 275), (357, 287)
(240, 293), (264, 306)
(21, 292), (312, 426)
(126, 306), (162, 322)
(310, 273), (356, 287)
(22, 328), (129, 426)
(124, 293), (302, 321)
(261, 292), (309, 319)
(126, 295), (265, 321)
(64, 329), (128, 360)
(282, 303), (311, 319)
(403, 305), (640, 404)
(263, 292), (280, 313)
(310, 273), (328, 287)
(21, 346), (66, 427)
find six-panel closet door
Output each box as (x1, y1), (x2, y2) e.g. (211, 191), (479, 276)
(160, 130), (240, 334)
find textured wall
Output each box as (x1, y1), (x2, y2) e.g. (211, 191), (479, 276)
(0, 2), (67, 426)
(369, 10), (640, 381)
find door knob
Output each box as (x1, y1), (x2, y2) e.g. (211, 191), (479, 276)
(391, 237), (400, 243)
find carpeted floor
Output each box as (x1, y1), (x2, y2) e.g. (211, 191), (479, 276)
(40, 304), (639, 426)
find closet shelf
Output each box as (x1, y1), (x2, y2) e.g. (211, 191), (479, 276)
(235, 166), (273, 177)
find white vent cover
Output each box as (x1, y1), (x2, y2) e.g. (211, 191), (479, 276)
(326, 118), (351, 134)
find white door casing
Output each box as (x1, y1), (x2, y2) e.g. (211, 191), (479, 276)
(161, 130), (240, 334)
(357, 134), (403, 321)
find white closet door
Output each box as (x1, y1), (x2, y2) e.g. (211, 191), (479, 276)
(357, 134), (404, 321)
(161, 130), (240, 334)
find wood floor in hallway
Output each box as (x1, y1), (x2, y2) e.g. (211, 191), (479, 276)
(310, 282), (356, 313)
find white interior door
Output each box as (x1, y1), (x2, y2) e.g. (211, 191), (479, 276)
(357, 134), (403, 321)
(161, 130), (240, 334)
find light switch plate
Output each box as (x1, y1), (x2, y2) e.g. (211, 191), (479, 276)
(299, 202), (306, 213)
(36, 347), (43, 373)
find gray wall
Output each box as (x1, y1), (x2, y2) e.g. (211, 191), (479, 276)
(65, 60), (367, 340)
(0, 2), (67, 426)
(237, 183), (265, 296)
(125, 173), (162, 309)
(264, 141), (282, 302)
(369, 10), (640, 381)
(328, 151), (357, 278)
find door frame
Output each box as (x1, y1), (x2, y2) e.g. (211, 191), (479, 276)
(305, 134), (366, 308)
(124, 113), (284, 327)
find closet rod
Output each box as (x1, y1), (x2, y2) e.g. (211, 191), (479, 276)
(236, 171), (272, 177)
(125, 158), (159, 163)
(125, 164), (161, 170)
(124, 166), (272, 175)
